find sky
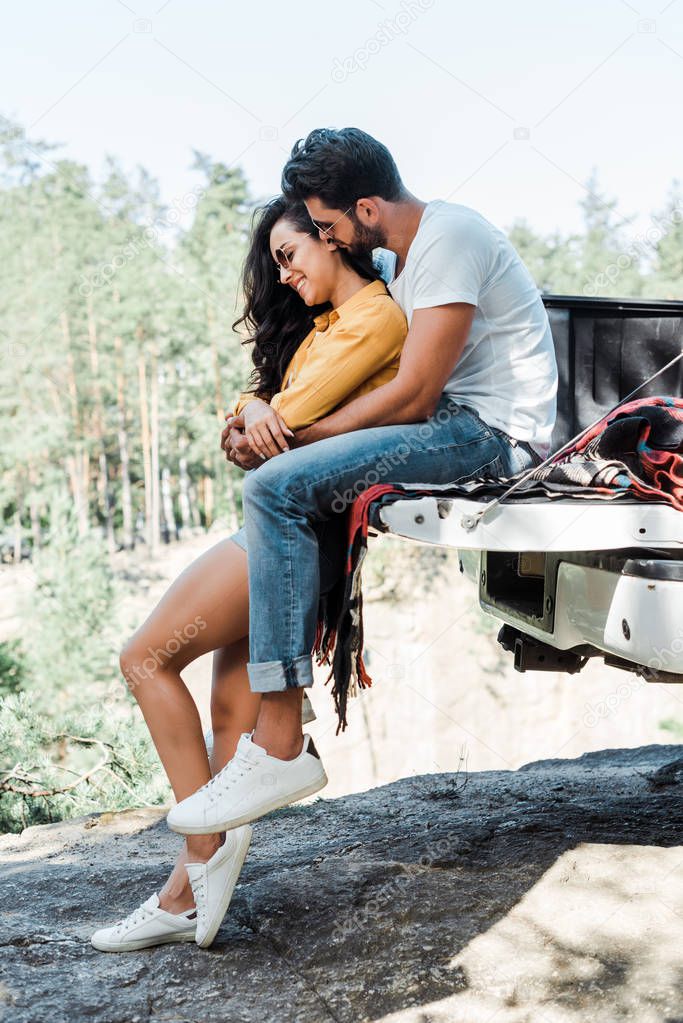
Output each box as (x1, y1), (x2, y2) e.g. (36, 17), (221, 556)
(3, 0), (683, 239)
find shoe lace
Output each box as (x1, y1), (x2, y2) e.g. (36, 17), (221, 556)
(190, 876), (207, 920)
(201, 746), (254, 805)
(114, 902), (152, 934)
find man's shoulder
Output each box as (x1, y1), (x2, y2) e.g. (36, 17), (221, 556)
(422, 200), (497, 238)
(393, 203), (500, 278)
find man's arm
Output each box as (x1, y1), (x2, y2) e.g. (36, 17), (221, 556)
(293, 303), (475, 445)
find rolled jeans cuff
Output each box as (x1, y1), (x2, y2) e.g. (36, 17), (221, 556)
(247, 654), (314, 693)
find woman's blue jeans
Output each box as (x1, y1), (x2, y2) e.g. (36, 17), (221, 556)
(234, 395), (539, 693)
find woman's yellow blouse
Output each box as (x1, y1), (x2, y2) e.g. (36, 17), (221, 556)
(231, 279), (408, 430)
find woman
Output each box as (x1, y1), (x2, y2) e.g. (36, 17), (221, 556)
(91, 196), (407, 952)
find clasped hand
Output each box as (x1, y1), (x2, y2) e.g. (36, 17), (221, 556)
(220, 398), (294, 470)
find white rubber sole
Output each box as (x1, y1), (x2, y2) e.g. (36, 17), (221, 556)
(196, 826), (253, 948)
(90, 930), (196, 953)
(168, 771), (328, 836)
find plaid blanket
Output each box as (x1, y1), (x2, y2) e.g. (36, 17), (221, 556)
(313, 396), (683, 732)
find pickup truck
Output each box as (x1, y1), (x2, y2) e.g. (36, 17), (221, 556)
(374, 295), (683, 686)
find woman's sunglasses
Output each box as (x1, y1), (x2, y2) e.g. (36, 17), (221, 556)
(274, 242), (296, 281)
(274, 244), (294, 273)
(273, 206), (355, 281)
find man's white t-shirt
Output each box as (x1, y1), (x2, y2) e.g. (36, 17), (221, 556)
(376, 201), (558, 460)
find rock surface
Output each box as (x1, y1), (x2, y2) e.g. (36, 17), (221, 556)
(1, 744), (682, 1023)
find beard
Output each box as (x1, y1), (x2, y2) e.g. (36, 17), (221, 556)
(347, 213), (386, 254)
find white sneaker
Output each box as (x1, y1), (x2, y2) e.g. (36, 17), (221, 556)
(186, 825), (252, 948)
(167, 732), (327, 835)
(90, 893), (196, 952)
(203, 695), (316, 761)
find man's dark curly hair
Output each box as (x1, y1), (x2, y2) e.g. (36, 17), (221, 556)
(281, 127), (406, 210)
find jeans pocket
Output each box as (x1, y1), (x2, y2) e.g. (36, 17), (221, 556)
(440, 399), (497, 445)
(491, 432), (538, 476)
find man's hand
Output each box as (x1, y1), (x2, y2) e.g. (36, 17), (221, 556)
(221, 413), (263, 470)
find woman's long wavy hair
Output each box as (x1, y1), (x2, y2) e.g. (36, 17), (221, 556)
(233, 196), (381, 402)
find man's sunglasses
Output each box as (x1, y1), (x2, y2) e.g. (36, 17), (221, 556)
(308, 205), (354, 238)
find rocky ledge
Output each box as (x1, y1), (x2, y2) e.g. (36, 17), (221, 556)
(1, 744), (682, 1023)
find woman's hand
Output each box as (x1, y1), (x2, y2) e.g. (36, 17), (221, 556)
(242, 398), (294, 460)
(221, 417), (262, 469)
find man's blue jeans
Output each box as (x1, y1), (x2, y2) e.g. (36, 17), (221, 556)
(238, 395), (539, 693)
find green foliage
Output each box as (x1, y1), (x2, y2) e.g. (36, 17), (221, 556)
(659, 717), (683, 740)
(0, 121), (249, 560)
(0, 691), (169, 833)
(0, 640), (27, 695)
(650, 182), (683, 300)
(0, 513), (169, 834)
(22, 507), (120, 699)
(510, 170), (662, 299)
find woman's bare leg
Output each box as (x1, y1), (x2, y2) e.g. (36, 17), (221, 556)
(209, 636), (260, 772)
(119, 537), (255, 912)
(157, 635), (260, 913)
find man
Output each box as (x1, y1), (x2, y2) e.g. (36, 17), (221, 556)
(166, 127), (558, 835)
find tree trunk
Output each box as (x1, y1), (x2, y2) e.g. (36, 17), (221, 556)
(175, 366), (191, 537)
(13, 507), (22, 564)
(149, 341), (161, 553)
(65, 453), (88, 533)
(207, 303), (224, 424)
(137, 349), (154, 551)
(207, 303), (230, 523)
(29, 498), (41, 553)
(27, 464), (41, 553)
(178, 448), (192, 536)
(202, 474), (213, 528)
(99, 452), (115, 551)
(160, 466), (177, 543)
(87, 297), (115, 552)
(59, 308), (89, 536)
(189, 483), (202, 529)
(223, 472), (240, 532)
(114, 330), (133, 549)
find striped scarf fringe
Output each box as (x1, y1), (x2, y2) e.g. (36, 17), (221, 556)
(313, 485), (402, 733)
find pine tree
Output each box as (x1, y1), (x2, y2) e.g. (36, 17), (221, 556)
(650, 181), (683, 299)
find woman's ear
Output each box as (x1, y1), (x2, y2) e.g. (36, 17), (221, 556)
(324, 236), (339, 252)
